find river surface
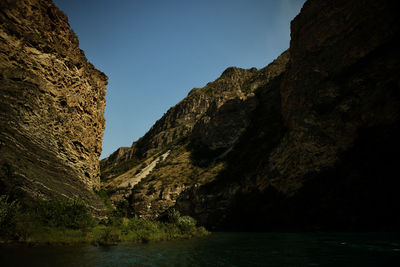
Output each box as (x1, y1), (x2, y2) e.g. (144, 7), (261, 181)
(1, 232), (399, 266)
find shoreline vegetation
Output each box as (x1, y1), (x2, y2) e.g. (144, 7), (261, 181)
(0, 194), (209, 246)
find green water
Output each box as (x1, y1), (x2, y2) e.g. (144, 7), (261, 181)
(1, 232), (399, 266)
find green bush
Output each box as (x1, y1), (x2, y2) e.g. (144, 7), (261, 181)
(100, 215), (123, 227)
(1, 193), (209, 244)
(95, 189), (114, 212)
(159, 208), (181, 224)
(177, 216), (197, 231)
(0, 195), (19, 236)
(32, 198), (94, 229)
(99, 227), (121, 245)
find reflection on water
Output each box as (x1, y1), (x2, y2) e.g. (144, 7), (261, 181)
(1, 232), (399, 266)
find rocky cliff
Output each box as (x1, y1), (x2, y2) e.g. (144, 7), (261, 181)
(0, 0), (107, 213)
(100, 65), (259, 175)
(101, 51), (289, 217)
(176, 0), (400, 230)
(103, 0), (399, 230)
(101, 52), (289, 177)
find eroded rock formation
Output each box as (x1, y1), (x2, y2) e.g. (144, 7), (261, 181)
(0, 0), (107, 213)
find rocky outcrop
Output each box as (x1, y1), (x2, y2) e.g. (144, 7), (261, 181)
(190, 52), (289, 161)
(0, 0), (107, 213)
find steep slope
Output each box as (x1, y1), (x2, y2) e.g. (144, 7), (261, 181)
(176, 0), (400, 230)
(100, 66), (257, 175)
(101, 52), (289, 216)
(0, 0), (107, 213)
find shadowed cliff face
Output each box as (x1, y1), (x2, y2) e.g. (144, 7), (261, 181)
(0, 0), (107, 213)
(175, 0), (400, 230)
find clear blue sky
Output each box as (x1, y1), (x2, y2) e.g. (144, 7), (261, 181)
(53, 0), (305, 159)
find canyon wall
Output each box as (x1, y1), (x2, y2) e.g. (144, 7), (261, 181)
(0, 0), (107, 213)
(102, 0), (399, 230)
(176, 0), (400, 230)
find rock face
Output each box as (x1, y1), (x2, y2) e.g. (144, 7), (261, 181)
(176, 0), (400, 230)
(100, 65), (261, 175)
(0, 0), (107, 213)
(103, 0), (399, 230)
(101, 52), (289, 218)
(101, 52), (289, 178)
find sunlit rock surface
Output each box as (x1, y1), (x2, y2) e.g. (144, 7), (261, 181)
(0, 0), (107, 213)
